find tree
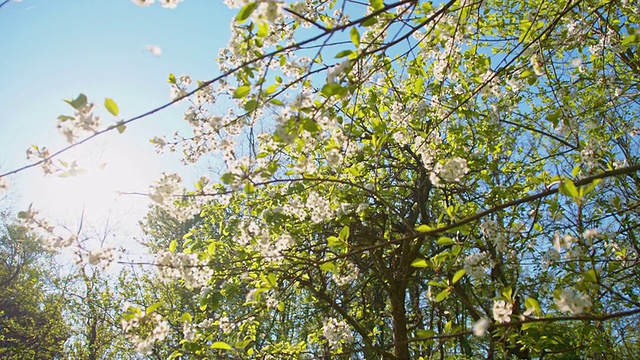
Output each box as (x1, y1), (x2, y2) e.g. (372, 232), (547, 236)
(0, 218), (70, 359)
(3, 0), (640, 358)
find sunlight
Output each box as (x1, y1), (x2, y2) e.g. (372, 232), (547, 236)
(26, 135), (161, 222)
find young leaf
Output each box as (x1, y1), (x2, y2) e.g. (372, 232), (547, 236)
(339, 225), (350, 241)
(104, 98), (119, 116)
(256, 20), (269, 38)
(65, 93), (88, 109)
(436, 237), (455, 246)
(320, 262), (336, 272)
(236, 2), (258, 23)
(335, 49), (353, 58)
(559, 179), (579, 199)
(370, 0), (384, 11)
(452, 269), (465, 284)
(233, 86), (251, 99)
(435, 289), (450, 302)
(211, 341), (233, 350)
(350, 27), (360, 48)
(410, 258), (428, 268)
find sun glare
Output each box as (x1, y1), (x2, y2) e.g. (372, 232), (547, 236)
(27, 136), (162, 222)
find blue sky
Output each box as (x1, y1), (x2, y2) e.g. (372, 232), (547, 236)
(0, 0), (236, 258)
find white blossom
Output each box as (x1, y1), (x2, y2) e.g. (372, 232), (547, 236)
(332, 262), (359, 287)
(323, 318), (353, 347)
(145, 44), (162, 56)
(492, 300), (512, 323)
(553, 232), (574, 254)
(464, 251), (490, 279)
(472, 318), (490, 336)
(554, 289), (592, 315)
(132, 0), (154, 6)
(430, 157), (469, 187)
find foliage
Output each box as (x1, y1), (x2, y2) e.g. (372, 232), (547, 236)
(3, 0), (640, 358)
(0, 219), (70, 359)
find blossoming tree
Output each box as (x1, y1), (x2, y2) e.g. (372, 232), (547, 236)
(2, 0), (640, 358)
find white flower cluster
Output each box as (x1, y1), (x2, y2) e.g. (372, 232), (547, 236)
(183, 322), (196, 342)
(156, 251), (213, 289)
(74, 245), (116, 270)
(322, 318), (354, 347)
(18, 206), (77, 251)
(0, 176), (9, 190)
(306, 191), (334, 223)
(121, 305), (171, 355)
(580, 142), (603, 170)
(472, 318), (490, 337)
(480, 220), (508, 252)
(149, 172), (182, 205)
(552, 232), (583, 259)
(327, 60), (350, 84)
(253, 231), (294, 261)
(492, 300), (513, 323)
(58, 101), (101, 144)
(132, 0), (183, 8)
(218, 316), (235, 334)
(332, 261), (359, 287)
(430, 157), (469, 187)
(411, 134), (440, 166)
(554, 289), (592, 315)
(464, 251), (490, 279)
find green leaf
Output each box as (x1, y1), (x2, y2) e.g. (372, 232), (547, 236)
(339, 226), (350, 241)
(410, 258), (428, 268)
(580, 178), (601, 196)
(58, 115), (74, 122)
(370, 0), (384, 11)
(327, 236), (344, 249)
(168, 73), (176, 84)
(265, 83), (278, 95)
(362, 17), (377, 27)
(320, 262), (336, 272)
(428, 280), (446, 288)
(350, 27), (360, 48)
(236, 2), (257, 23)
(104, 98), (119, 116)
(256, 20), (269, 38)
(211, 341), (233, 350)
(179, 312), (192, 322)
(435, 289), (450, 302)
(65, 93), (87, 109)
(335, 49), (353, 58)
(233, 86), (251, 99)
(244, 99), (258, 112)
(416, 224), (432, 232)
(114, 120), (126, 134)
(621, 34), (638, 47)
(416, 329), (436, 338)
(452, 269), (465, 284)
(583, 269), (598, 283)
(524, 297), (540, 316)
(436, 237), (455, 246)
(571, 165), (580, 178)
(169, 239), (177, 253)
(146, 302), (162, 315)
(559, 179), (579, 199)
(321, 83), (347, 97)
(221, 173), (234, 185)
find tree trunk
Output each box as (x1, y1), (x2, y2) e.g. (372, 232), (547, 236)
(389, 281), (410, 359)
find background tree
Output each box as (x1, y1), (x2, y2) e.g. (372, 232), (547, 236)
(0, 217), (69, 359)
(2, 0), (640, 359)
